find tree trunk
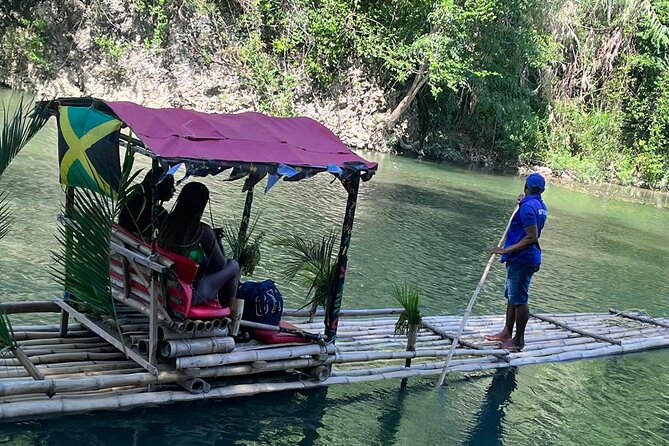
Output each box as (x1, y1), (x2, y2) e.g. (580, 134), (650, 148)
(404, 325), (419, 368)
(383, 58), (430, 131)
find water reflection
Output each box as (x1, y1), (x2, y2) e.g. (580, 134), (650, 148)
(464, 369), (518, 446)
(375, 385), (409, 445)
(5, 388), (331, 446)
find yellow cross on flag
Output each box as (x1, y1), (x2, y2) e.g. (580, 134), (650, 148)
(57, 106), (123, 196)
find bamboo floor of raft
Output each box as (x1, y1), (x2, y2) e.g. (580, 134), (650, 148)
(0, 304), (668, 420)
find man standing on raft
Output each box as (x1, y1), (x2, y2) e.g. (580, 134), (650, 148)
(486, 173), (548, 352)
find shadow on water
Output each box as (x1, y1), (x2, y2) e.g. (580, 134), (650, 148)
(2, 388), (331, 446)
(375, 384), (410, 446)
(464, 368), (518, 446)
(365, 181), (502, 219)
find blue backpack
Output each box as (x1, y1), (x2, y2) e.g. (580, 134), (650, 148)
(238, 280), (284, 326)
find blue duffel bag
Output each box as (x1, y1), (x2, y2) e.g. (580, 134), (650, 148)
(238, 280), (284, 326)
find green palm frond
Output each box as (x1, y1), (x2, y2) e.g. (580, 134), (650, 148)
(222, 213), (264, 276)
(0, 191), (11, 240)
(0, 93), (49, 176)
(0, 310), (16, 352)
(51, 149), (138, 315)
(393, 283), (422, 336)
(277, 232), (338, 309)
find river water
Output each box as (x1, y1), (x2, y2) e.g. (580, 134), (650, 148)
(0, 108), (668, 444)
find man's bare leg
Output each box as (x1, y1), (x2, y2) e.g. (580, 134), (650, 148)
(485, 303), (515, 341)
(501, 304), (528, 351)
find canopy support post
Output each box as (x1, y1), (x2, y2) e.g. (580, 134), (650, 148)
(147, 161), (160, 382)
(324, 172), (361, 342)
(60, 187), (75, 336)
(238, 187), (254, 241)
(231, 187), (254, 336)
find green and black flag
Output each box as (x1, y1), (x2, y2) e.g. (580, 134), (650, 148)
(57, 106), (123, 196)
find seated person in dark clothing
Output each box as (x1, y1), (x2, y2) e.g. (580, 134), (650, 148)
(118, 167), (175, 239)
(158, 182), (240, 307)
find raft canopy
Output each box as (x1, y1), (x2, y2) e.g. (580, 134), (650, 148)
(42, 97), (377, 189)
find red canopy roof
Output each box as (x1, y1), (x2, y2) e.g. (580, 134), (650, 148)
(103, 101), (377, 172)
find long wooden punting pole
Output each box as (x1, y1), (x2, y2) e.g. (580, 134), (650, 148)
(436, 205), (519, 387)
(325, 172), (361, 342)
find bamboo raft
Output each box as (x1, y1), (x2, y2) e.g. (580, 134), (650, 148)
(0, 301), (667, 421)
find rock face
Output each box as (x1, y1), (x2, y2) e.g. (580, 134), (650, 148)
(0, 0), (405, 153)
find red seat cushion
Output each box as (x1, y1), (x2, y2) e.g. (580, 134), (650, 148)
(252, 321), (310, 344)
(186, 305), (231, 320)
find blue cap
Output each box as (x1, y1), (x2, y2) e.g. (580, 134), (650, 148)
(525, 173), (545, 193)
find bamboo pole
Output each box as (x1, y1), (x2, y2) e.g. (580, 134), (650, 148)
(334, 357), (498, 377)
(0, 301), (61, 314)
(0, 369), (194, 397)
(160, 337), (235, 358)
(334, 340), (454, 353)
(110, 228), (175, 270)
(17, 337), (103, 347)
(179, 378), (210, 394)
(284, 308), (405, 318)
(158, 327), (228, 341)
(110, 290), (175, 329)
(12, 330), (91, 341)
(11, 324), (83, 332)
(11, 347), (45, 381)
(610, 309), (669, 329)
(334, 348), (507, 363)
(175, 344), (335, 369)
(21, 343), (113, 353)
(0, 352), (125, 367)
(197, 357), (333, 378)
(239, 319), (321, 341)
(0, 365), (531, 420)
(530, 313), (622, 345)
(229, 298), (244, 337)
(0, 361), (141, 380)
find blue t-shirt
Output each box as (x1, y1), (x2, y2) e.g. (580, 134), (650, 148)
(500, 195), (548, 266)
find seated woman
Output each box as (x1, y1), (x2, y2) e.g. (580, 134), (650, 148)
(158, 182), (240, 307)
(118, 167), (175, 239)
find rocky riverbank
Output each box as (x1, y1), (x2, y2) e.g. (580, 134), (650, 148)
(0, 0), (404, 154)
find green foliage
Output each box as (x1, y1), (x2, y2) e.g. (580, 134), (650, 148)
(392, 283), (422, 336)
(277, 232), (338, 311)
(0, 94), (49, 243)
(52, 150), (140, 316)
(0, 192), (11, 241)
(222, 214), (265, 276)
(3, 0), (668, 189)
(534, 0), (669, 189)
(538, 101), (626, 183)
(93, 36), (129, 63)
(0, 95), (49, 177)
(0, 310), (15, 352)
(1, 18), (50, 68)
(237, 30), (297, 115)
(133, 0), (171, 49)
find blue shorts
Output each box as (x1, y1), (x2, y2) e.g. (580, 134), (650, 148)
(504, 263), (540, 306)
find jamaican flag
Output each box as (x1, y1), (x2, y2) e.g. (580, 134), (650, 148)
(57, 106), (123, 196)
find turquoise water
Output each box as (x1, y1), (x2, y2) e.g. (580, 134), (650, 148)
(1, 108), (668, 444)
